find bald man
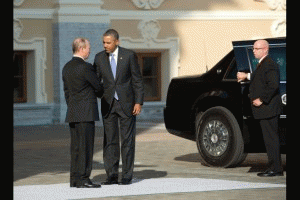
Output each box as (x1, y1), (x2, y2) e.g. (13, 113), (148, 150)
(237, 40), (283, 177)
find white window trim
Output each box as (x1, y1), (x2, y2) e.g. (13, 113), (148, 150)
(13, 19), (48, 104)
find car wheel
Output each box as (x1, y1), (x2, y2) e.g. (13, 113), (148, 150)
(195, 106), (247, 168)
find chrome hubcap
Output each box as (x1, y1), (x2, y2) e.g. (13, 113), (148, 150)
(202, 120), (229, 157)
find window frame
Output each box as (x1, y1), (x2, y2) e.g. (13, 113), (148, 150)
(137, 52), (161, 101)
(246, 45), (286, 82)
(13, 51), (27, 103)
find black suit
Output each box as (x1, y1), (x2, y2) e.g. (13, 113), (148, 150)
(93, 46), (144, 181)
(62, 57), (103, 186)
(249, 56), (282, 172)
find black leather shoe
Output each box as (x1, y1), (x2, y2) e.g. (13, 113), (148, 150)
(119, 178), (132, 185)
(257, 170), (284, 177)
(76, 181), (101, 188)
(70, 179), (78, 187)
(70, 182), (77, 187)
(102, 177), (118, 185)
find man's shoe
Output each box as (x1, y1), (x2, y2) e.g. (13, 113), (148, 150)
(257, 170), (284, 177)
(102, 177), (118, 185)
(70, 182), (77, 187)
(76, 180), (101, 188)
(119, 178), (132, 185)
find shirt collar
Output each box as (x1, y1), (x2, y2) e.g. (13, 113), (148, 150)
(110, 46), (119, 57)
(73, 55), (85, 61)
(258, 55), (267, 63)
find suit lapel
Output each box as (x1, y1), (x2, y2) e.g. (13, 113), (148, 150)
(250, 56), (268, 82)
(115, 47), (124, 82)
(103, 52), (115, 81)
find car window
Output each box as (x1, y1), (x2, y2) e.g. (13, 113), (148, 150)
(223, 59), (237, 80)
(247, 46), (286, 81)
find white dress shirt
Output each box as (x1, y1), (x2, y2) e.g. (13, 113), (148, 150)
(110, 46), (119, 100)
(109, 46), (119, 66)
(73, 55), (85, 60)
(247, 55), (268, 80)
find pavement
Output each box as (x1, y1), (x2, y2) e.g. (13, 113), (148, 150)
(13, 121), (286, 199)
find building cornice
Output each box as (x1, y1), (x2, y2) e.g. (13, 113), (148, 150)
(110, 10), (285, 20)
(14, 9), (285, 21)
(14, 9), (55, 19)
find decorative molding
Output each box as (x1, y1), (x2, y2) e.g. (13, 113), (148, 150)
(13, 19), (23, 40)
(120, 36), (180, 79)
(254, 0), (286, 37)
(13, 19), (48, 104)
(255, 0), (286, 11)
(138, 19), (161, 45)
(110, 10), (285, 20)
(14, 9), (54, 19)
(14, 9), (285, 21)
(271, 19), (286, 37)
(14, 0), (25, 7)
(131, 0), (165, 10)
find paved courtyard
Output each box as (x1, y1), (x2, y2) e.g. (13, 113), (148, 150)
(14, 122), (286, 199)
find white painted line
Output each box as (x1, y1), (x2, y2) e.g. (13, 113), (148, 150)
(13, 178), (286, 200)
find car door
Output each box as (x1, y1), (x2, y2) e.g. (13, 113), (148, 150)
(232, 43), (253, 119)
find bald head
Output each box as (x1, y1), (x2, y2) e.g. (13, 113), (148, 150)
(253, 40), (269, 60)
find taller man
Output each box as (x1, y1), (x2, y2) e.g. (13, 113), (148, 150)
(93, 29), (144, 185)
(237, 40), (283, 177)
(63, 38), (103, 188)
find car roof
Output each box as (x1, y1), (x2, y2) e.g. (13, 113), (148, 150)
(232, 37), (286, 48)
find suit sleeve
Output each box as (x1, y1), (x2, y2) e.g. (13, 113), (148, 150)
(62, 72), (70, 105)
(129, 52), (144, 105)
(93, 56), (102, 81)
(85, 63), (104, 98)
(260, 63), (280, 104)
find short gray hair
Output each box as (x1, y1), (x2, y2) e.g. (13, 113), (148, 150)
(72, 37), (89, 53)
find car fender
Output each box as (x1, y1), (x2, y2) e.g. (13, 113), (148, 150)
(190, 89), (232, 128)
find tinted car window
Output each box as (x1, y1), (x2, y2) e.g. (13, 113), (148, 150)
(224, 59), (237, 80)
(247, 46), (286, 81)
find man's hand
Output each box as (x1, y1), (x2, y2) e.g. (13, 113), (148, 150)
(237, 72), (248, 82)
(252, 98), (263, 107)
(132, 104), (142, 116)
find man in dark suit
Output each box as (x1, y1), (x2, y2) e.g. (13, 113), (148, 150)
(237, 40), (283, 177)
(93, 29), (144, 185)
(63, 38), (103, 188)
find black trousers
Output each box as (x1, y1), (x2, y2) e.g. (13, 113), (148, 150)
(103, 99), (136, 180)
(69, 121), (95, 184)
(259, 116), (282, 172)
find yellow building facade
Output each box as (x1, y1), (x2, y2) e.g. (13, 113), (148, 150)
(13, 0), (286, 125)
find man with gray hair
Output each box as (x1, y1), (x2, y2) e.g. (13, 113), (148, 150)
(63, 38), (103, 187)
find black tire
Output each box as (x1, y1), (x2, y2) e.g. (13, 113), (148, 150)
(195, 106), (247, 168)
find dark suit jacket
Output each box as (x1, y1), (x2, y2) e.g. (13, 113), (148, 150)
(249, 56), (282, 119)
(93, 46), (144, 117)
(62, 57), (104, 122)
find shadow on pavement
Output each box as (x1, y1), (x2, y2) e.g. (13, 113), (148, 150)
(174, 153), (286, 173)
(92, 169), (168, 183)
(14, 119), (164, 183)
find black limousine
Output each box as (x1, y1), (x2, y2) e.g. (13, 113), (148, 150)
(164, 38), (286, 168)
